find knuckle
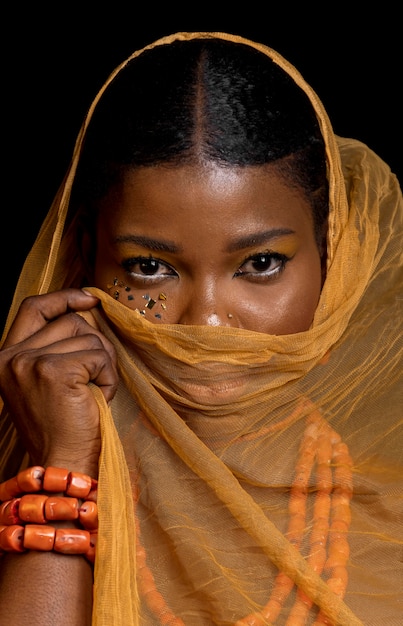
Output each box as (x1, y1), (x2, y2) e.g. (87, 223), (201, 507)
(14, 352), (71, 390)
(10, 351), (54, 381)
(32, 355), (59, 381)
(9, 350), (33, 376)
(68, 313), (102, 342)
(19, 294), (41, 314)
(85, 332), (106, 352)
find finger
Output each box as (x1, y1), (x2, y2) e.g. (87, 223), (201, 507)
(2, 313), (113, 360)
(3, 289), (100, 346)
(40, 349), (119, 403)
(13, 330), (117, 367)
(9, 347), (119, 404)
(66, 350), (119, 402)
(2, 331), (118, 389)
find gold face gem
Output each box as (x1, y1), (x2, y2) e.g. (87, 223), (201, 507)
(106, 281), (168, 319)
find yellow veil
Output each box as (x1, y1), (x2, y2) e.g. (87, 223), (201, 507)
(1, 32), (402, 625)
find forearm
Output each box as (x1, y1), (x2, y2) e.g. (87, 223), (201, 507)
(0, 550), (93, 625)
(0, 288), (115, 625)
(0, 462), (98, 625)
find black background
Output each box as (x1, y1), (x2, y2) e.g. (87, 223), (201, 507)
(2, 5), (401, 328)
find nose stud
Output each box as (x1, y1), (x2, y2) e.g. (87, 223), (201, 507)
(227, 313), (233, 319)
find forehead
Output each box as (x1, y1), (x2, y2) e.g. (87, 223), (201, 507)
(97, 162), (314, 234)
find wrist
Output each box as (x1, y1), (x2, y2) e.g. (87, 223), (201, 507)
(43, 454), (99, 481)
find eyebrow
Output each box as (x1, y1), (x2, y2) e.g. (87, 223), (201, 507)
(114, 228), (295, 255)
(226, 228), (295, 252)
(114, 234), (183, 254)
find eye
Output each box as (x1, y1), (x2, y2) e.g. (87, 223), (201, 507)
(234, 252), (289, 280)
(122, 256), (177, 281)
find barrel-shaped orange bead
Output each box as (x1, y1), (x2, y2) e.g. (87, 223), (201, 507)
(16, 466), (44, 493)
(43, 466), (69, 493)
(85, 531), (97, 563)
(79, 500), (98, 530)
(0, 499), (21, 525)
(0, 524), (25, 552)
(66, 473), (93, 498)
(24, 524), (55, 550)
(19, 494), (47, 523)
(45, 496), (79, 521)
(54, 528), (90, 554)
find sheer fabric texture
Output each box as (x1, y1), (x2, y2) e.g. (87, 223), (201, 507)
(1, 32), (402, 625)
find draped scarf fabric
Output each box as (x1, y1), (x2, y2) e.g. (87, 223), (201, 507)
(1, 32), (402, 625)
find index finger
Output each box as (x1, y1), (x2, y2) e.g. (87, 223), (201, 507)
(2, 289), (100, 347)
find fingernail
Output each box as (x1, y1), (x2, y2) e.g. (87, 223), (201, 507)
(82, 289), (98, 298)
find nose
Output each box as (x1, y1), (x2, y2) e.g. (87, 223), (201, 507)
(177, 283), (235, 327)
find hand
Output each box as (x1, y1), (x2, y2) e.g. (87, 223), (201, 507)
(0, 289), (118, 475)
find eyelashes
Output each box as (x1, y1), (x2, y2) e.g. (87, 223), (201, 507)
(121, 251), (291, 283)
(108, 251), (291, 321)
(234, 251), (290, 279)
(121, 256), (177, 279)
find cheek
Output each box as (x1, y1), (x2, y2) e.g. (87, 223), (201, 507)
(236, 264), (322, 334)
(94, 262), (172, 323)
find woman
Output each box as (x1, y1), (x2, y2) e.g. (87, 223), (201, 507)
(0, 32), (401, 625)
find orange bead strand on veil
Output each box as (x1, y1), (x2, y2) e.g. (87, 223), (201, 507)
(236, 413), (353, 626)
(132, 478), (186, 626)
(131, 409), (353, 625)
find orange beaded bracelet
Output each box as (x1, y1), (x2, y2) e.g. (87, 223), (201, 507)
(0, 466), (98, 501)
(0, 466), (98, 563)
(0, 523), (97, 561)
(0, 494), (98, 528)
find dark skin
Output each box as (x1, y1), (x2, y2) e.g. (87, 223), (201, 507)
(0, 289), (117, 625)
(0, 290), (118, 472)
(93, 163), (324, 332)
(0, 163), (325, 625)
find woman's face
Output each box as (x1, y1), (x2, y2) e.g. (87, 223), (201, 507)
(91, 162), (325, 334)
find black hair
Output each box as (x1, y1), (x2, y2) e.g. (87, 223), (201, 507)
(71, 38), (329, 245)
